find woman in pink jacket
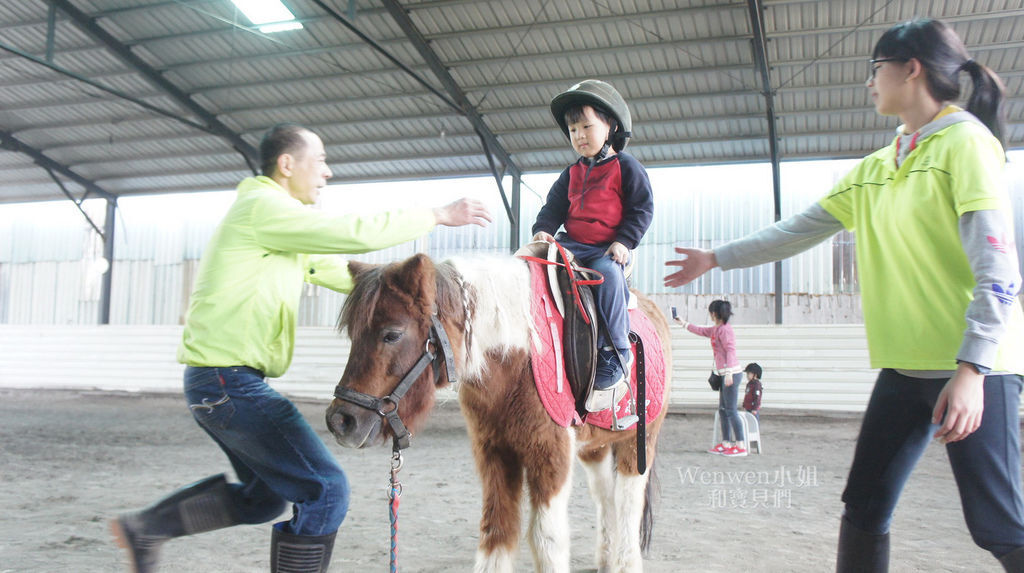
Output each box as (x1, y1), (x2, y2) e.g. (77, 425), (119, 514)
(678, 300), (746, 456)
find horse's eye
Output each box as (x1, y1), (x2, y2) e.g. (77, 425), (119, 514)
(383, 330), (403, 344)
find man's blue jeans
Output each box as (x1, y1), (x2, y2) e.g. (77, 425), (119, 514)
(184, 366), (349, 536)
(842, 369), (1024, 557)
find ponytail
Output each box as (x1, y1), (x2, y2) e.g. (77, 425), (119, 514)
(961, 58), (1008, 149)
(873, 19), (1008, 150)
(709, 299), (733, 324)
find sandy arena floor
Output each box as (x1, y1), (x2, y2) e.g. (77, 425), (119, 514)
(0, 388), (1010, 572)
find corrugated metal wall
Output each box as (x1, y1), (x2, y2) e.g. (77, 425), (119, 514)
(1, 158), (1022, 326)
(0, 323), (880, 412)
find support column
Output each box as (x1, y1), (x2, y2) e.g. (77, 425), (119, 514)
(746, 0), (784, 324)
(99, 196), (116, 325)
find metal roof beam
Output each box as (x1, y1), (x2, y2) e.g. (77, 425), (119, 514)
(0, 129), (115, 201)
(0, 40), (212, 128)
(40, 111), (777, 152)
(190, 64), (740, 96)
(1, 126), (120, 324)
(123, 3), (741, 48)
(61, 135), (786, 181)
(120, 15), (336, 47)
(90, 0), (221, 18)
(10, 86), (762, 133)
(45, 0), (258, 174)
(157, 38), (1024, 91)
(0, 67), (139, 91)
(11, 115), (190, 135)
(414, 3), (748, 42)
(763, 2), (1024, 28)
(747, 0), (783, 324)
(0, 89), (172, 113)
(25, 122), (1024, 178)
(0, 150), (871, 198)
(308, 0), (463, 113)
(17, 81), (1017, 138)
(378, 0), (526, 246)
(12, 11), (1019, 77)
(34, 34), (1016, 77)
(157, 32), (752, 74)
(212, 86), (762, 119)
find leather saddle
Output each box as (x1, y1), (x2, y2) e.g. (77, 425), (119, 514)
(515, 241), (600, 414)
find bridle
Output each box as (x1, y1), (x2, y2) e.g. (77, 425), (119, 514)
(330, 272), (466, 571)
(332, 313), (457, 451)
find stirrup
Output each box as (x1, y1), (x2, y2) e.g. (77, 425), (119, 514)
(611, 382), (639, 431)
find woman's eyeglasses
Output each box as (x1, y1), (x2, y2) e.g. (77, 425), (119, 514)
(868, 58), (906, 80)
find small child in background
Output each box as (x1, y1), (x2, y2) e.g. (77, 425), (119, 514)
(743, 363), (763, 419)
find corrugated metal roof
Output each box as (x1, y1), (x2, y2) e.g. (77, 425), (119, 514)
(1, 0), (1022, 204)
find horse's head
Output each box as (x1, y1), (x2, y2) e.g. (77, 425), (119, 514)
(326, 253), (465, 449)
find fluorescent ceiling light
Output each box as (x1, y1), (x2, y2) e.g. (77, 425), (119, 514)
(229, 0), (303, 33)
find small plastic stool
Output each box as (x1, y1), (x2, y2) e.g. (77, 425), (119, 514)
(711, 410), (762, 454)
(742, 411), (762, 454)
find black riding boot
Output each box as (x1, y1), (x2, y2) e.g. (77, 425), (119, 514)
(111, 474), (239, 573)
(1000, 546), (1024, 572)
(836, 516), (889, 573)
(271, 525), (337, 573)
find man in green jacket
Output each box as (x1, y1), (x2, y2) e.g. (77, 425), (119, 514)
(112, 123), (492, 573)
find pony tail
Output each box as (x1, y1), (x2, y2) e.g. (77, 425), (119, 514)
(963, 59), (1008, 149)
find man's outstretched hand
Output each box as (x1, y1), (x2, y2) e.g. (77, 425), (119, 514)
(434, 199), (494, 227)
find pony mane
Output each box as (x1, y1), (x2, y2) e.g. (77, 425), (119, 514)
(443, 255), (532, 381)
(337, 255), (533, 383)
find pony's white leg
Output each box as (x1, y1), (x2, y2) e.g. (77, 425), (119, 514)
(580, 450), (616, 572)
(527, 428), (574, 573)
(474, 546), (515, 573)
(610, 468), (649, 573)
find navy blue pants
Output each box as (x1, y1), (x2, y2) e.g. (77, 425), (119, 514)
(842, 369), (1024, 557)
(556, 236), (631, 350)
(184, 366), (350, 536)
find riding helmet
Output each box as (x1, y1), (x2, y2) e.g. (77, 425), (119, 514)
(549, 79), (632, 151)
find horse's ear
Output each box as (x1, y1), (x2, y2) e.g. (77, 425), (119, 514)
(397, 253), (437, 310)
(348, 260), (379, 280)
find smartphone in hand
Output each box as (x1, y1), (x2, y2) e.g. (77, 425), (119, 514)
(671, 306), (678, 320)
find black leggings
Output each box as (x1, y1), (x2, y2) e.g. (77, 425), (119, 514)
(841, 369), (1024, 557)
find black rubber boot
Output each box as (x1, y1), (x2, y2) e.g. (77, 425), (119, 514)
(836, 516), (889, 573)
(111, 474), (239, 573)
(1000, 546), (1024, 572)
(271, 526), (337, 573)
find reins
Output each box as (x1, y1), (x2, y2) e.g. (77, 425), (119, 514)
(518, 240), (604, 324)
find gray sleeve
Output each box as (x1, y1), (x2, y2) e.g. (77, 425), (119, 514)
(956, 209), (1022, 369)
(714, 203), (845, 270)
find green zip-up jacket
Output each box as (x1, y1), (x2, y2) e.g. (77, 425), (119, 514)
(177, 176), (436, 378)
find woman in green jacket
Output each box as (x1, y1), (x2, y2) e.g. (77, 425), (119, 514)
(665, 19), (1024, 573)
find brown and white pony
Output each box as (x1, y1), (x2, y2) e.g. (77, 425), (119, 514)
(326, 253), (672, 572)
